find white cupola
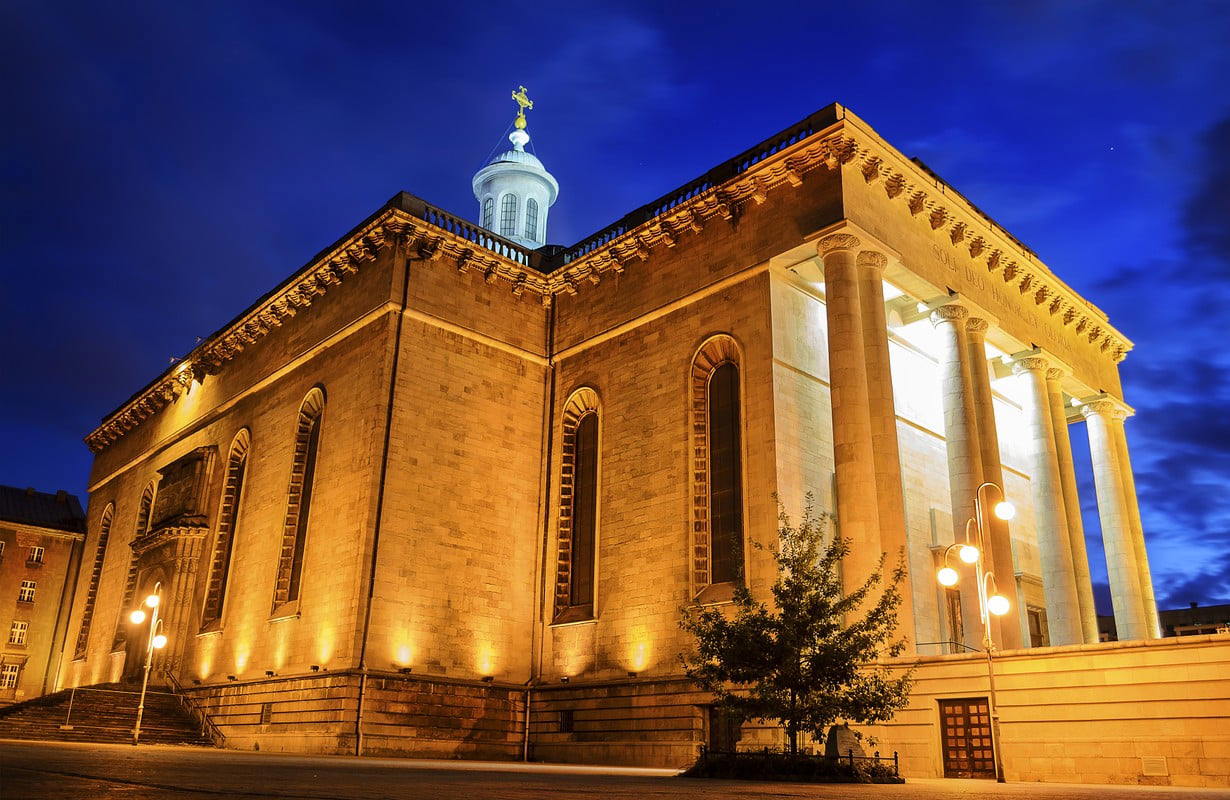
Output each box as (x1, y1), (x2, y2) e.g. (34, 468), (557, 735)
(472, 86), (558, 249)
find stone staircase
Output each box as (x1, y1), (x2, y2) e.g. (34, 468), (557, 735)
(0, 682), (215, 746)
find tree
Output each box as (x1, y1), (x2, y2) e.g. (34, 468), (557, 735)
(680, 496), (913, 755)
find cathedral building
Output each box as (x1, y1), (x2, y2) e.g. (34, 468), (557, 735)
(58, 96), (1204, 779)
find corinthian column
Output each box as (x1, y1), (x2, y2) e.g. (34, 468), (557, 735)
(856, 249), (914, 642)
(929, 303), (985, 651)
(1011, 355), (1082, 645)
(965, 318), (1022, 650)
(1081, 397), (1158, 640)
(1113, 421), (1161, 638)
(817, 234), (881, 600)
(1044, 368), (1099, 643)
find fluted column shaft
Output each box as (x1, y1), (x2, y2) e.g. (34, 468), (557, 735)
(929, 304), (985, 651)
(1113, 421), (1161, 637)
(1044, 369), (1099, 643)
(856, 250), (914, 642)
(817, 235), (882, 599)
(1012, 357), (1082, 645)
(965, 319), (1022, 650)
(1081, 401), (1150, 640)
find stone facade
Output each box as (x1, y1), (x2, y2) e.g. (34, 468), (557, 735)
(54, 103), (1201, 784)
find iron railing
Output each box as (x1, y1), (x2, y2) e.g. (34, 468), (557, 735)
(165, 670), (224, 745)
(697, 744), (899, 776)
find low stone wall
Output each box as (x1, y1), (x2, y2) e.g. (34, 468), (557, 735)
(184, 670), (525, 759)
(861, 633), (1230, 788)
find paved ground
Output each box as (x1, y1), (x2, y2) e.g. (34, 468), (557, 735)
(2, 739), (1227, 799)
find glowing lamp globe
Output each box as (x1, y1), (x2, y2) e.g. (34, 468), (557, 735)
(993, 501), (1016, 521)
(144, 594), (160, 609)
(937, 567), (959, 587)
(129, 609), (146, 625)
(152, 634), (168, 650)
(959, 544), (980, 564)
(987, 595), (1011, 616)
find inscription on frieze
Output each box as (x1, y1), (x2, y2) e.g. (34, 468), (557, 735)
(152, 446), (216, 528)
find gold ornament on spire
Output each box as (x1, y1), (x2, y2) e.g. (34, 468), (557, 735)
(511, 86), (534, 130)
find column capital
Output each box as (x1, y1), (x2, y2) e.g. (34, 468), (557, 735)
(1046, 367), (1065, 382)
(966, 316), (990, 336)
(856, 250), (888, 271)
(816, 233), (861, 257)
(928, 302), (969, 327)
(1078, 393), (1133, 421)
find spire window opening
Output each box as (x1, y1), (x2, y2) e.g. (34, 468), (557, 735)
(500, 194), (518, 238)
(525, 199), (539, 241)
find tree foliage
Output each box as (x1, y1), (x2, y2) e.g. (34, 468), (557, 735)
(680, 496), (913, 754)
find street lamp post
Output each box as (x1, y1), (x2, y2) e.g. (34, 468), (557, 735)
(129, 581), (169, 746)
(936, 481), (1014, 783)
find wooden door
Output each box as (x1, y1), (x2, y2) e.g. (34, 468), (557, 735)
(939, 698), (996, 779)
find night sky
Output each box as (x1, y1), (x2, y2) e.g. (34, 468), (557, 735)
(3, 2), (1228, 613)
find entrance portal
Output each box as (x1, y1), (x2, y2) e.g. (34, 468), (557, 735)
(939, 697), (996, 779)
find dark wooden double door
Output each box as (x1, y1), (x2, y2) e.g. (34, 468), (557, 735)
(940, 698), (996, 779)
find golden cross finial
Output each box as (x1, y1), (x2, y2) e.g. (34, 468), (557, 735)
(511, 86), (533, 130)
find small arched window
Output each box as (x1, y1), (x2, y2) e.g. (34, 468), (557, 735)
(273, 389), (324, 612)
(690, 335), (745, 597)
(113, 483), (155, 649)
(554, 388), (600, 621)
(202, 429), (250, 629)
(525, 198), (539, 241)
(500, 194), (518, 237)
(74, 503), (114, 660)
(482, 197), (494, 229)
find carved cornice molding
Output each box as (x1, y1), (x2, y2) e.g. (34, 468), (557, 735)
(846, 127), (1132, 366)
(85, 207), (553, 454)
(548, 130), (859, 294)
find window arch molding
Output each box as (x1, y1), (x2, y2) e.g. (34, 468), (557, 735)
(272, 387), (325, 615)
(113, 481), (155, 649)
(74, 502), (115, 660)
(553, 386), (601, 623)
(202, 428), (251, 630)
(689, 334), (747, 601)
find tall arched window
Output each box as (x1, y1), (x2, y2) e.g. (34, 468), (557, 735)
(553, 388), (600, 621)
(202, 429), (250, 629)
(273, 388), (324, 612)
(524, 198), (539, 241)
(690, 335), (745, 597)
(113, 483), (155, 649)
(482, 197), (494, 229)
(499, 194), (518, 237)
(73, 503), (114, 660)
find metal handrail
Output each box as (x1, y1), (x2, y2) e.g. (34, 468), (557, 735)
(164, 670), (224, 745)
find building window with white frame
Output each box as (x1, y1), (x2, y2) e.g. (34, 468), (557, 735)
(17, 581), (35, 604)
(8, 621), (28, 646)
(27, 546), (44, 565)
(0, 663), (20, 689)
(499, 194), (518, 237)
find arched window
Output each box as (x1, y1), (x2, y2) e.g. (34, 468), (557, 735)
(202, 429), (250, 629)
(499, 194), (518, 237)
(553, 388), (600, 621)
(482, 197), (494, 229)
(690, 335), (745, 596)
(525, 198), (539, 241)
(113, 483), (155, 649)
(273, 388), (324, 612)
(73, 503), (114, 660)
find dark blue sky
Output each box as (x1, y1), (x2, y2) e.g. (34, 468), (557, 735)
(3, 1), (1228, 612)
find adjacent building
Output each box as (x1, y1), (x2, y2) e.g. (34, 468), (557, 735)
(0, 485), (85, 704)
(57, 98), (1215, 782)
